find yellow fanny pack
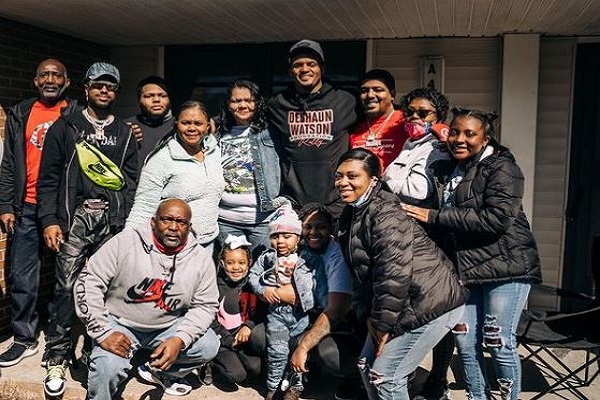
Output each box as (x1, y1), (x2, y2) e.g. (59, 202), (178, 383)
(75, 139), (125, 191)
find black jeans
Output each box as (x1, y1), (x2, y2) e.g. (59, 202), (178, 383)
(8, 203), (43, 345)
(44, 201), (113, 362)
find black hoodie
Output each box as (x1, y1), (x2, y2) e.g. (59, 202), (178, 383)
(268, 81), (357, 216)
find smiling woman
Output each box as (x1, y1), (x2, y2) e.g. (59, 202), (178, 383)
(336, 147), (467, 400)
(126, 100), (225, 247)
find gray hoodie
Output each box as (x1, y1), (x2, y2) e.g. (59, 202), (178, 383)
(75, 224), (218, 349)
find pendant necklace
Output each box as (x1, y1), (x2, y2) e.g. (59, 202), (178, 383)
(365, 110), (394, 147)
(83, 108), (114, 141)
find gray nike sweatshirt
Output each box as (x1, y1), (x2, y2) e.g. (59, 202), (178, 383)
(75, 224), (218, 349)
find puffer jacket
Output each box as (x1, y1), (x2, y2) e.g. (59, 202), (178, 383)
(338, 181), (468, 337)
(428, 147), (542, 286)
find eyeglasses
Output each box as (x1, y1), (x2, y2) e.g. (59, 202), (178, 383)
(37, 71), (65, 79)
(157, 216), (190, 228)
(88, 81), (119, 92)
(406, 107), (436, 119)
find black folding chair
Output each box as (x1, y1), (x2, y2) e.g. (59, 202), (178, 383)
(517, 285), (600, 400)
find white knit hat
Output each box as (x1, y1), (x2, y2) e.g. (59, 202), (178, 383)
(269, 206), (302, 236)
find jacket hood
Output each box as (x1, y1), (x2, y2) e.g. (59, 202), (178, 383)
(132, 223), (200, 259)
(282, 80), (336, 109)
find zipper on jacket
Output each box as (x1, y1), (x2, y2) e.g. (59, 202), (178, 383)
(65, 150), (77, 232)
(346, 207), (362, 285)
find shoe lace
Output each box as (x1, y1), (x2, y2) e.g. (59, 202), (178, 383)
(47, 364), (66, 380)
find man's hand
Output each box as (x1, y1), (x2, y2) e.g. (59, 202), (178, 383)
(290, 344), (310, 373)
(263, 287), (280, 304)
(99, 331), (134, 358)
(43, 225), (63, 252)
(0, 213), (15, 234)
(150, 337), (184, 371)
(233, 325), (252, 347)
(127, 122), (144, 143)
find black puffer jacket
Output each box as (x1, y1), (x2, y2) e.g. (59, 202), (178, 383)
(338, 181), (468, 337)
(428, 147), (542, 286)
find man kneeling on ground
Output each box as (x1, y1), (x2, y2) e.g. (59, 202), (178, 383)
(75, 198), (220, 398)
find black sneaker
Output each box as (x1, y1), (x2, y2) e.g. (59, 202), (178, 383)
(44, 359), (68, 397)
(198, 362), (213, 386)
(414, 380), (450, 400)
(0, 341), (39, 367)
(335, 378), (368, 400)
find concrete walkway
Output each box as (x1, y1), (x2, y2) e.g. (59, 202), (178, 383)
(0, 335), (598, 399)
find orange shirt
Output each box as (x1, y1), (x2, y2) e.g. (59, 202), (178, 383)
(24, 100), (66, 204)
(350, 109), (408, 172)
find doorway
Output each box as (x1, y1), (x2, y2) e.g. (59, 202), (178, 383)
(563, 43), (600, 306)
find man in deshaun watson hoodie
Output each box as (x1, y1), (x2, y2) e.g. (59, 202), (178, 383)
(75, 198), (219, 399)
(268, 39), (357, 217)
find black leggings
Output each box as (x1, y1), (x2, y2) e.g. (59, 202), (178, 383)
(212, 323), (266, 384)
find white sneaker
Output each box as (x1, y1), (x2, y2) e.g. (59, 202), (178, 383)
(137, 363), (192, 396)
(44, 360), (68, 397)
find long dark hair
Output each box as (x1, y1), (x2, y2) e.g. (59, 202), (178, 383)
(219, 79), (268, 132)
(336, 148), (382, 179)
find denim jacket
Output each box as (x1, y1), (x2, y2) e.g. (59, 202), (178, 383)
(217, 125), (281, 213)
(248, 249), (315, 312)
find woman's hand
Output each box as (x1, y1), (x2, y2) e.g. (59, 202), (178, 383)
(401, 203), (431, 223)
(367, 318), (390, 357)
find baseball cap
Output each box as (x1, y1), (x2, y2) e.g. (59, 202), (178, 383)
(289, 39), (325, 65)
(84, 62), (120, 84)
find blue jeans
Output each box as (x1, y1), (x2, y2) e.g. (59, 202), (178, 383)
(87, 316), (220, 399)
(8, 203), (42, 345)
(358, 306), (465, 400)
(265, 305), (309, 391)
(218, 219), (271, 261)
(454, 282), (531, 400)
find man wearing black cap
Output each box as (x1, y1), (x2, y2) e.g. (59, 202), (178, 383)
(124, 75), (174, 173)
(36, 62), (138, 397)
(0, 59), (78, 368)
(350, 68), (408, 172)
(268, 39), (357, 217)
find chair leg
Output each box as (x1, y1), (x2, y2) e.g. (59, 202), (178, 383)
(524, 344), (600, 400)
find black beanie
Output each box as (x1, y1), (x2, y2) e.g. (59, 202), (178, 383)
(136, 75), (169, 98)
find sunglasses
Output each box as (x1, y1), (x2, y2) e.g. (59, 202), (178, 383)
(406, 107), (436, 119)
(88, 81), (119, 92)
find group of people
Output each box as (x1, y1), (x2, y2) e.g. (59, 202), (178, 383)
(0, 37), (542, 400)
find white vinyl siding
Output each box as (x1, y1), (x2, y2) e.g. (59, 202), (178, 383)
(530, 38), (576, 310)
(369, 38), (501, 114)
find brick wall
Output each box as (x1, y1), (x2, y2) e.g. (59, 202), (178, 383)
(0, 17), (109, 336)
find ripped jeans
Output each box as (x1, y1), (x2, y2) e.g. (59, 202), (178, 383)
(453, 281), (530, 400)
(358, 306), (465, 400)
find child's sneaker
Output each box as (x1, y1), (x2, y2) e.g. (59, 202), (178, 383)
(283, 387), (302, 400)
